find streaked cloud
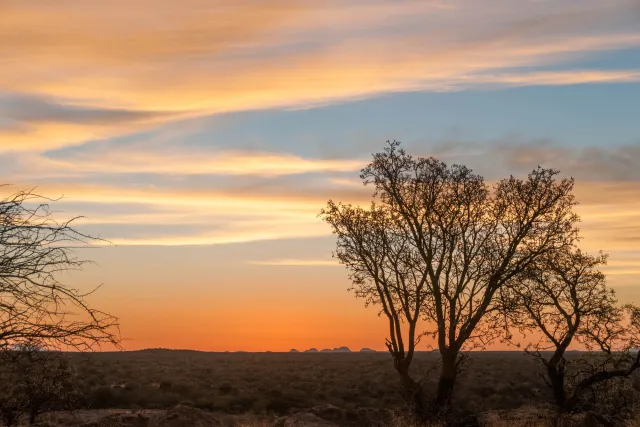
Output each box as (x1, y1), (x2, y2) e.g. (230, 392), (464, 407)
(428, 140), (640, 183)
(463, 69), (640, 88)
(0, 93), (171, 125)
(248, 259), (340, 267)
(2, 0), (640, 150)
(42, 150), (365, 176)
(103, 225), (329, 247)
(0, 92), (179, 151)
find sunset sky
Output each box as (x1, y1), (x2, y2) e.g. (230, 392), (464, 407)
(2, 0), (640, 351)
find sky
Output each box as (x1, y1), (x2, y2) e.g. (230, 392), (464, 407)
(1, 0), (640, 352)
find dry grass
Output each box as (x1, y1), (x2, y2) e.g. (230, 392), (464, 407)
(35, 406), (640, 427)
(44, 350), (640, 426)
(68, 350), (555, 414)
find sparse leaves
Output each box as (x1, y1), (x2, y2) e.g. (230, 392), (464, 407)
(510, 246), (640, 417)
(321, 140), (580, 410)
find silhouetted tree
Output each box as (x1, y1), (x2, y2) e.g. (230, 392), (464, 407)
(0, 342), (78, 425)
(0, 186), (119, 351)
(0, 356), (24, 426)
(320, 201), (431, 413)
(321, 141), (579, 413)
(508, 247), (640, 420)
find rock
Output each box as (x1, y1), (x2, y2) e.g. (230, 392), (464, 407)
(82, 413), (151, 427)
(307, 405), (392, 427)
(281, 413), (338, 427)
(477, 406), (559, 427)
(31, 422), (59, 427)
(349, 408), (393, 427)
(152, 406), (221, 427)
(309, 404), (343, 423)
(271, 416), (287, 427)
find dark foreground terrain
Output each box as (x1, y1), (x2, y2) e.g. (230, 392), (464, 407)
(8, 350), (640, 426)
(70, 350), (553, 414)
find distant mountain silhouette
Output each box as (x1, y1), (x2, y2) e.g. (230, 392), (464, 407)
(359, 348), (376, 352)
(291, 347), (353, 353)
(318, 347), (352, 353)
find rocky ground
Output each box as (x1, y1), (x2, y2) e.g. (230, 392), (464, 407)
(29, 404), (640, 427)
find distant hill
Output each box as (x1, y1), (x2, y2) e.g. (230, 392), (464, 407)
(289, 347), (354, 353)
(131, 347), (366, 354)
(318, 347), (352, 353)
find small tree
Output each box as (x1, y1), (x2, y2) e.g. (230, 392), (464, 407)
(0, 353), (25, 427)
(509, 247), (640, 419)
(321, 141), (579, 412)
(0, 186), (119, 351)
(0, 343), (78, 425)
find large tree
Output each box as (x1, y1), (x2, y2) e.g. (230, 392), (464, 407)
(0, 186), (119, 351)
(321, 141), (579, 410)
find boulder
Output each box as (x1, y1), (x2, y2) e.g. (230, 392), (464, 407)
(308, 405), (392, 427)
(82, 413), (150, 427)
(476, 407), (593, 427)
(152, 406), (221, 427)
(279, 413), (338, 427)
(271, 405), (392, 427)
(309, 404), (343, 423)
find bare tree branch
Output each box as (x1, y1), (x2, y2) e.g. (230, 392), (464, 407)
(508, 246), (640, 418)
(0, 185), (120, 352)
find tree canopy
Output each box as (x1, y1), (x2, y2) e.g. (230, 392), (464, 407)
(321, 141), (580, 410)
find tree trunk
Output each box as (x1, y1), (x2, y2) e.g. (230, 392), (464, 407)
(436, 349), (459, 409)
(395, 362), (428, 420)
(4, 411), (17, 427)
(547, 360), (566, 408)
(29, 410), (38, 425)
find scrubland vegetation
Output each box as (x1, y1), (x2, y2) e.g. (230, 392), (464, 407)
(69, 350), (640, 414)
(6, 349), (640, 426)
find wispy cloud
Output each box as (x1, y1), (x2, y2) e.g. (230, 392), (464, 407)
(460, 69), (640, 88)
(0, 93), (179, 151)
(2, 0), (640, 150)
(248, 259), (340, 266)
(427, 140), (640, 183)
(41, 150), (365, 176)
